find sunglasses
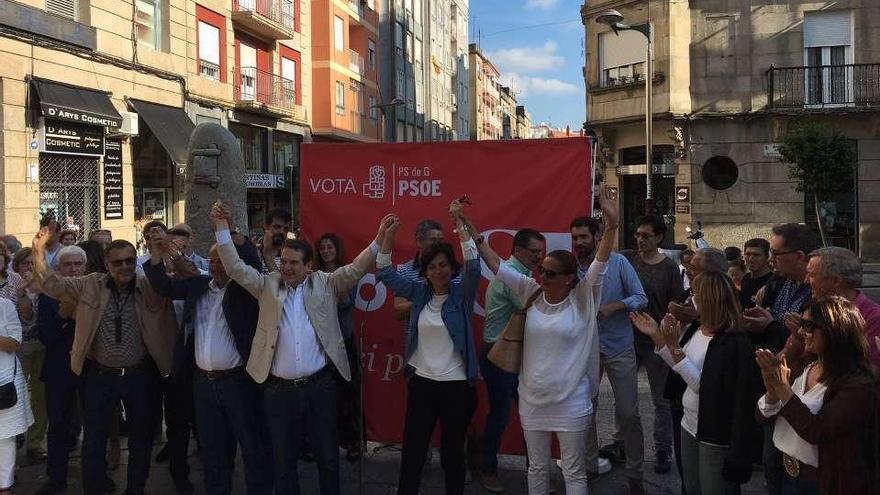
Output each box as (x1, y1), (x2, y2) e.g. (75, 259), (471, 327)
(795, 315), (821, 333)
(539, 267), (562, 279)
(109, 257), (137, 268)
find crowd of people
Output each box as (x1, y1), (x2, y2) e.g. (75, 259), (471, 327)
(0, 190), (878, 495)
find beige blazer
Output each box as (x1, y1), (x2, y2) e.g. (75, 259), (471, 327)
(40, 272), (179, 376)
(216, 238), (376, 383)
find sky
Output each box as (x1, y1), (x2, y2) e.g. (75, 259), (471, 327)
(468, 0), (585, 130)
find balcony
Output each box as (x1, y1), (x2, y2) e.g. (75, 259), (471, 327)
(234, 67), (297, 118)
(348, 49), (365, 75)
(232, 0), (295, 40)
(350, 110), (366, 135)
(198, 60), (221, 81)
(768, 64), (880, 109)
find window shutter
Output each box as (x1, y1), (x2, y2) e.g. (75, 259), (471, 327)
(599, 30), (648, 69)
(46, 0), (77, 20)
(198, 22), (220, 65)
(804, 10), (852, 47)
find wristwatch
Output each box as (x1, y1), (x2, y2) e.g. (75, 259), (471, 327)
(671, 347), (685, 360)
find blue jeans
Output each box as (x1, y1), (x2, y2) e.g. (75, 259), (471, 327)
(781, 471), (820, 495)
(44, 376), (79, 487)
(479, 342), (518, 474)
(193, 369), (273, 495)
(81, 361), (159, 495)
(680, 430), (741, 495)
(263, 369), (339, 495)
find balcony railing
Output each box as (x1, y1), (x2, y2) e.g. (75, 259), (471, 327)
(348, 49), (365, 74)
(199, 60), (220, 81)
(233, 0), (295, 31)
(768, 63), (880, 109)
(235, 66), (296, 114)
(350, 110), (366, 134)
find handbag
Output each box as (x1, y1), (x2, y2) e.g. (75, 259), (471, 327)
(0, 358), (18, 410)
(488, 289), (542, 374)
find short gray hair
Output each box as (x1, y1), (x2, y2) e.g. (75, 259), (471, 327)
(810, 247), (862, 288)
(415, 219), (443, 240)
(57, 245), (87, 264)
(697, 247), (728, 274)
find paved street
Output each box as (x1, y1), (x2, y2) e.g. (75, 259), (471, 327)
(14, 369), (769, 494)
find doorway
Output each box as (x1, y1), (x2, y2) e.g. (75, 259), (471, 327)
(621, 174), (676, 249)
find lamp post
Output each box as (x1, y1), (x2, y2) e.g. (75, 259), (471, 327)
(370, 97), (406, 142)
(596, 9), (654, 214)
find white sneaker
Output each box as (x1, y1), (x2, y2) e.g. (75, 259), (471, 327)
(555, 457), (612, 475)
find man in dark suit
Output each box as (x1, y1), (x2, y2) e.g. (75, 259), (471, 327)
(144, 230), (272, 495)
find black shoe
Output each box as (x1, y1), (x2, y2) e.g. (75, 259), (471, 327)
(173, 478), (195, 495)
(598, 441), (627, 464)
(104, 476), (117, 494)
(654, 449), (672, 474)
(34, 480), (67, 495)
(155, 444), (170, 463)
(346, 447), (361, 463)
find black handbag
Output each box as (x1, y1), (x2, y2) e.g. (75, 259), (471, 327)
(0, 358), (18, 410)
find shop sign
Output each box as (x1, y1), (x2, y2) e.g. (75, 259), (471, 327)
(675, 203), (690, 214)
(41, 119), (105, 156)
(103, 139), (123, 219)
(246, 173), (286, 189)
(675, 186), (690, 203)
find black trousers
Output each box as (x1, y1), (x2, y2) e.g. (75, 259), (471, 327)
(160, 368), (194, 483)
(398, 375), (476, 495)
(45, 376), (80, 487)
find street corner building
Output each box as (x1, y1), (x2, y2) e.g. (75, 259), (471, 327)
(0, 0), (312, 246)
(581, 0), (880, 259)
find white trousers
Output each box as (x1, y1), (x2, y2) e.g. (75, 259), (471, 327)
(523, 427), (590, 495)
(0, 436), (16, 489)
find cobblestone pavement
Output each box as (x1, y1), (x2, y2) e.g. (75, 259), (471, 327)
(14, 370), (769, 494)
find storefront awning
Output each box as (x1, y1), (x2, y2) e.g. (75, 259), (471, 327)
(128, 99), (195, 167)
(29, 77), (123, 129)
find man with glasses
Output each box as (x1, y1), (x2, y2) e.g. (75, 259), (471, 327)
(32, 226), (178, 495)
(573, 216), (648, 494)
(617, 216), (683, 476)
(479, 228), (545, 493)
(741, 223), (818, 495)
(739, 238), (773, 310)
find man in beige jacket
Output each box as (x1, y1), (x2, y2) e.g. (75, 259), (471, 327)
(209, 201), (394, 495)
(33, 224), (177, 495)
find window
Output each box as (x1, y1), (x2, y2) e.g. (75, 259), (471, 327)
(334, 16), (345, 51)
(272, 131), (299, 174)
(599, 29), (649, 87)
(369, 95), (378, 120)
(46, 0), (77, 20)
(229, 123), (267, 173)
(367, 0), (376, 11)
(135, 0), (160, 50)
(368, 39), (376, 69)
(396, 70), (405, 98)
(281, 57), (297, 106)
(702, 156), (739, 190)
(197, 21), (220, 80)
(335, 81), (345, 115)
(804, 10), (853, 106)
(395, 23), (404, 57)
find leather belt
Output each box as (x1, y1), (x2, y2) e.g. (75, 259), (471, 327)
(268, 365), (331, 387)
(198, 366), (244, 381)
(91, 359), (149, 377)
(782, 453), (819, 481)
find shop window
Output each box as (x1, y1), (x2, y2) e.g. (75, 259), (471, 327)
(39, 154), (100, 237)
(701, 155), (738, 190)
(135, 0), (162, 50)
(230, 122), (268, 173)
(197, 21), (221, 80)
(273, 131), (299, 174)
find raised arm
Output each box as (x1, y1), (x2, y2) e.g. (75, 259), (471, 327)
(32, 224), (85, 304)
(448, 201), (481, 302)
(328, 214), (394, 294)
(593, 184), (619, 264)
(211, 201), (265, 299)
(376, 216), (421, 301)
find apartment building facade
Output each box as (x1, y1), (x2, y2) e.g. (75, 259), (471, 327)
(378, 0), (467, 142)
(582, 0), (880, 258)
(0, 0), (310, 244)
(468, 42), (501, 140)
(515, 105), (531, 139)
(310, 0), (381, 142)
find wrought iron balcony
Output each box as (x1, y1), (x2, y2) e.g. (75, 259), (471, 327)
(767, 63), (880, 109)
(348, 49), (365, 75)
(232, 0), (295, 40)
(234, 67), (297, 117)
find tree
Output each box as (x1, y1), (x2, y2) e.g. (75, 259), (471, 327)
(777, 121), (856, 247)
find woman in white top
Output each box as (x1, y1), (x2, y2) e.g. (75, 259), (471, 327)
(0, 297), (34, 493)
(466, 185), (618, 495)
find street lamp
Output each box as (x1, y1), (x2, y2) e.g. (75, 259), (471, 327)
(597, 9), (655, 215)
(370, 97), (406, 142)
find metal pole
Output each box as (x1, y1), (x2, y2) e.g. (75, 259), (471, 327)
(644, 25), (654, 215)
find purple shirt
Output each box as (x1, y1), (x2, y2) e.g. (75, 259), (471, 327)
(854, 291), (880, 370)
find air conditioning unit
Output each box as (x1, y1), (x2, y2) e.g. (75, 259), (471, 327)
(115, 111), (139, 136)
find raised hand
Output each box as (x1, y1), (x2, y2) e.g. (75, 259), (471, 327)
(210, 201), (232, 226)
(597, 184), (619, 227)
(659, 313), (683, 350)
(377, 213), (396, 240)
(448, 199), (465, 222)
(32, 222), (57, 254)
(630, 311), (660, 343)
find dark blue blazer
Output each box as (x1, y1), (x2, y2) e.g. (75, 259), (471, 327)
(143, 240), (262, 380)
(36, 294), (78, 385)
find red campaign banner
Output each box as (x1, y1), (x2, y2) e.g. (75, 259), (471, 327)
(300, 138), (591, 454)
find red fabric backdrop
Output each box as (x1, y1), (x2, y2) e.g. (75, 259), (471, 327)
(299, 138), (591, 453)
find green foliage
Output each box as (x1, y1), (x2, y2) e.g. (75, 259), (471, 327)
(777, 122), (856, 195)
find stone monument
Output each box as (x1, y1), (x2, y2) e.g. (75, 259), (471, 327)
(184, 123), (248, 255)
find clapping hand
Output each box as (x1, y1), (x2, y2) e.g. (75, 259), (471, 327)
(783, 312), (801, 333)
(755, 349), (792, 403)
(659, 313), (683, 350)
(630, 311), (661, 344)
(742, 306), (773, 333)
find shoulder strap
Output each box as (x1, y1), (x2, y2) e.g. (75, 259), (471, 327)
(523, 289), (543, 310)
